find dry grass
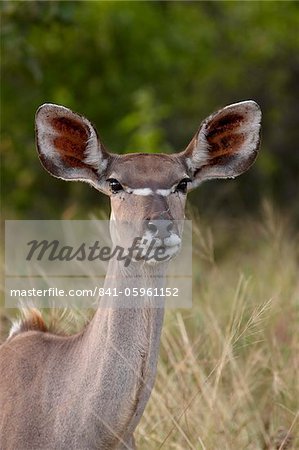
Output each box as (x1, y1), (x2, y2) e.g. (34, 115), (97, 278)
(136, 203), (299, 449)
(1, 203), (298, 449)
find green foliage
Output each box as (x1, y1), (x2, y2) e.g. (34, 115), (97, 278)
(118, 88), (171, 153)
(1, 1), (299, 218)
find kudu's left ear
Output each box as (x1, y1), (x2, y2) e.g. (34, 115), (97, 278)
(35, 104), (110, 192)
(180, 101), (261, 190)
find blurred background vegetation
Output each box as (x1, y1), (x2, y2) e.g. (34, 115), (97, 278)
(1, 3), (299, 448)
(2, 1), (299, 221)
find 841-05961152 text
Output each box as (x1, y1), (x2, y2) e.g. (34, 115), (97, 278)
(9, 286), (180, 298)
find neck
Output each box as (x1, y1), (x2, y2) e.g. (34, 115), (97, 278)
(80, 258), (167, 447)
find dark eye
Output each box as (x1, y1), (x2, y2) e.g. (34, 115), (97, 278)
(107, 178), (123, 194)
(175, 178), (191, 194)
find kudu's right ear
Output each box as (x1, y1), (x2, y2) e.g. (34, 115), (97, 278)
(35, 104), (110, 192)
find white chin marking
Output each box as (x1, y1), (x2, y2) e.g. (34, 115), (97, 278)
(164, 234), (181, 247)
(145, 244), (181, 264)
(133, 232), (181, 264)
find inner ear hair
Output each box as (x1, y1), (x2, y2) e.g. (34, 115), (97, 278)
(182, 101), (262, 186)
(35, 103), (110, 187)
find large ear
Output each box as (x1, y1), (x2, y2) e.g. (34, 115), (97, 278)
(180, 101), (261, 190)
(35, 103), (110, 191)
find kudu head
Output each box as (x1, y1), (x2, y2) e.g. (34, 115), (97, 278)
(35, 101), (261, 262)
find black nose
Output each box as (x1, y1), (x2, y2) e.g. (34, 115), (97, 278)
(147, 220), (173, 240)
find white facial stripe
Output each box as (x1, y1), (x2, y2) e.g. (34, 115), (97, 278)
(127, 182), (188, 197)
(110, 209), (115, 220)
(129, 188), (154, 196)
(156, 188), (172, 197)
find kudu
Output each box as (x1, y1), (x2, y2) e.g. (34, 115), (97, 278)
(0, 101), (261, 449)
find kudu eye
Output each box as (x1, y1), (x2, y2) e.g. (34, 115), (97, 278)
(175, 178), (191, 194)
(107, 178), (123, 194)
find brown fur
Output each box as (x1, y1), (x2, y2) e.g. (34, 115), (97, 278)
(208, 134), (245, 158)
(12, 309), (48, 337)
(50, 117), (92, 168)
(206, 112), (244, 137)
(0, 101), (261, 450)
(51, 116), (88, 141)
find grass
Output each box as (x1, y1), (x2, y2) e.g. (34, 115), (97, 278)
(135, 203), (299, 449)
(1, 202), (298, 449)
